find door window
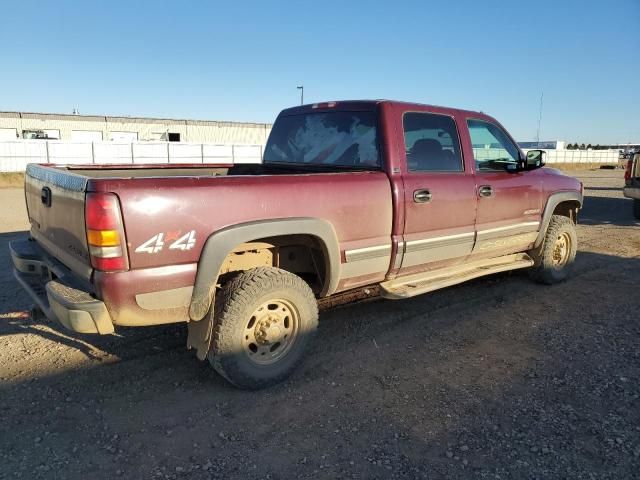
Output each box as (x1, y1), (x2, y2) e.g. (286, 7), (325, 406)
(467, 119), (521, 172)
(403, 112), (463, 172)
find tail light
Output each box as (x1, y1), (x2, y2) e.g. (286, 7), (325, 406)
(624, 159), (633, 183)
(85, 193), (129, 271)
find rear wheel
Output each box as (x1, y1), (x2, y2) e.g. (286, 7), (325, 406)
(633, 199), (640, 220)
(208, 267), (318, 390)
(528, 215), (577, 285)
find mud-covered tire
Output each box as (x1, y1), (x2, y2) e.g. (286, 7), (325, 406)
(633, 199), (640, 220)
(528, 215), (577, 285)
(208, 267), (318, 390)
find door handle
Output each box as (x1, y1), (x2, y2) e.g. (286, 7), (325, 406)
(413, 189), (432, 203)
(478, 185), (494, 198)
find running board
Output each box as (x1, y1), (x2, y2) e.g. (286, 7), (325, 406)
(380, 253), (534, 300)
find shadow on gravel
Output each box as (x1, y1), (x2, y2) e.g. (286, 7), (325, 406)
(0, 230), (187, 361)
(0, 252), (638, 479)
(584, 186), (623, 191)
(579, 195), (640, 227)
(0, 313), (186, 361)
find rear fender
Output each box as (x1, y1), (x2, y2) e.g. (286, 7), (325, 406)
(187, 217), (340, 359)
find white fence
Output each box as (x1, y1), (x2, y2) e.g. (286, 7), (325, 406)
(475, 147), (620, 164)
(0, 140), (264, 172)
(521, 148), (620, 164)
(0, 140), (623, 173)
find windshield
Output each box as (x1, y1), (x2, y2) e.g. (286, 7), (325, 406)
(263, 111), (380, 168)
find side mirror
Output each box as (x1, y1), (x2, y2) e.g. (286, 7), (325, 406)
(524, 149), (545, 170)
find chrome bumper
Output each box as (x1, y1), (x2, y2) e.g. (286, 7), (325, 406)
(10, 238), (114, 334)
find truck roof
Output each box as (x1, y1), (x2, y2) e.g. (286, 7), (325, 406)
(279, 100), (489, 119)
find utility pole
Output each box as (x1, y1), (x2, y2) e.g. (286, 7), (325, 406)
(297, 85), (304, 105)
(535, 91), (544, 147)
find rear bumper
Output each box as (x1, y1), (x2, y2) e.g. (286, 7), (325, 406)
(10, 239), (114, 334)
(623, 185), (640, 200)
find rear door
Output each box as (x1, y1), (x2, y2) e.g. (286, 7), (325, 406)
(398, 110), (477, 275)
(24, 164), (92, 279)
(466, 118), (543, 256)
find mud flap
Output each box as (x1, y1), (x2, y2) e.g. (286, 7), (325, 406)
(187, 306), (214, 361)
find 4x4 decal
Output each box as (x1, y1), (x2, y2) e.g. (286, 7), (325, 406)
(135, 230), (196, 254)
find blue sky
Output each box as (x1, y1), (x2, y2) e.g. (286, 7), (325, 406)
(0, 0), (638, 143)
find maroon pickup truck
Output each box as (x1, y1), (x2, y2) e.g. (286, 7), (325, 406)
(11, 100), (583, 389)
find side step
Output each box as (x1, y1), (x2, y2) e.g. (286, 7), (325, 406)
(380, 253), (534, 300)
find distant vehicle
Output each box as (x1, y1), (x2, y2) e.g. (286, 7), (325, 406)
(22, 130), (52, 140)
(624, 154), (640, 219)
(11, 100), (583, 389)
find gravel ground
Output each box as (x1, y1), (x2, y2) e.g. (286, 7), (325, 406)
(0, 169), (638, 479)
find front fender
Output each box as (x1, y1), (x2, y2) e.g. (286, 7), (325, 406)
(535, 191), (583, 248)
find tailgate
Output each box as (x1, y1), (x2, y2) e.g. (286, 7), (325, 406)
(25, 164), (92, 280)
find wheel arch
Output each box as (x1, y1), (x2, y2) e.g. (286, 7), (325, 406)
(534, 191), (583, 248)
(189, 217), (340, 323)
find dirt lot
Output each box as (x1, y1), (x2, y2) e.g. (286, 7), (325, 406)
(0, 169), (638, 479)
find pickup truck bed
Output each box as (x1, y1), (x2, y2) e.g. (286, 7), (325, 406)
(16, 161), (393, 326)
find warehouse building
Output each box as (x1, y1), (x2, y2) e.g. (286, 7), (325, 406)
(0, 111), (272, 145)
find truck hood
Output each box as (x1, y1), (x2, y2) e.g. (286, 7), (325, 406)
(542, 166), (569, 176)
(541, 166), (583, 198)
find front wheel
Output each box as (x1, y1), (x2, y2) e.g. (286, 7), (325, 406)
(528, 215), (577, 285)
(208, 267), (318, 390)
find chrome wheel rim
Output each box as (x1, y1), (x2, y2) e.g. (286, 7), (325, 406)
(242, 299), (299, 365)
(552, 232), (571, 268)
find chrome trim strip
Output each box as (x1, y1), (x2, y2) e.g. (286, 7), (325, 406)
(476, 221), (540, 237)
(477, 222), (540, 242)
(405, 232), (474, 253)
(344, 244), (392, 263)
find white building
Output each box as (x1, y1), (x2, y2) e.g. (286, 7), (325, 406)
(0, 111), (272, 145)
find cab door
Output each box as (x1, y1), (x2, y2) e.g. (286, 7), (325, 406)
(398, 110), (478, 276)
(465, 118), (543, 256)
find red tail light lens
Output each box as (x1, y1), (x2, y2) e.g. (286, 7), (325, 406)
(86, 193), (120, 230)
(92, 256), (127, 271)
(85, 193), (129, 272)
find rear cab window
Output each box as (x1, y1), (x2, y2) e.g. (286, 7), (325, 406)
(263, 111), (380, 168)
(402, 112), (464, 172)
